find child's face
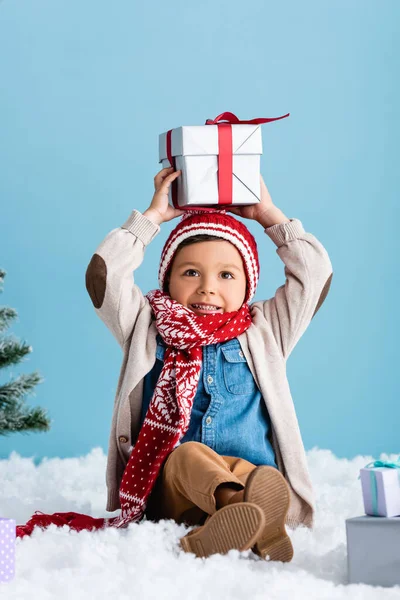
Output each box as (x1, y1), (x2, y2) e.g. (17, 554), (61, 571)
(168, 241), (247, 315)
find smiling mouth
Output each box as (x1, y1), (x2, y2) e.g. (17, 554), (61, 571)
(190, 304), (222, 313)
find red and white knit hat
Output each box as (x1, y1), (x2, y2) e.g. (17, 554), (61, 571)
(158, 209), (260, 304)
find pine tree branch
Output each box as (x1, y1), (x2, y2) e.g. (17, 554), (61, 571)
(0, 267), (51, 436)
(0, 338), (32, 369)
(0, 371), (44, 407)
(0, 307), (18, 333)
(0, 401), (51, 436)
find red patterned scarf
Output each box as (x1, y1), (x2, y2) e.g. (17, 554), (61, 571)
(16, 289), (252, 538)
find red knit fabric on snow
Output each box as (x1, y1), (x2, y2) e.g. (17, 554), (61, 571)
(16, 208), (260, 538)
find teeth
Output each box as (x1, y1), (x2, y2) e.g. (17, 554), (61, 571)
(192, 304), (220, 311)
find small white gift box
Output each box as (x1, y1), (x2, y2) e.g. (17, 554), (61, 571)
(359, 459), (400, 517)
(158, 111), (289, 210)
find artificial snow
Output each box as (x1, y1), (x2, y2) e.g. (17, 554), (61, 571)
(1, 447), (399, 599)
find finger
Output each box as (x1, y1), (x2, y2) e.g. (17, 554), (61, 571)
(160, 170), (181, 189)
(154, 168), (178, 190)
(158, 166), (174, 175)
(154, 166), (174, 180)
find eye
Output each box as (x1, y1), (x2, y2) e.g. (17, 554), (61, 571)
(182, 270), (234, 279)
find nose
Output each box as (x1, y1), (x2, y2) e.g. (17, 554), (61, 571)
(197, 277), (216, 295)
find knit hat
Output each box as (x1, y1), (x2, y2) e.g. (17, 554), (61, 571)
(158, 209), (260, 305)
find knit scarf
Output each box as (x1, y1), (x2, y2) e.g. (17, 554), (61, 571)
(16, 289), (252, 538)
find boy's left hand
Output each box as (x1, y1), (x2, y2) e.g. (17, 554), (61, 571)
(225, 174), (274, 222)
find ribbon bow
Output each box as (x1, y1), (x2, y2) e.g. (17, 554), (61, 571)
(363, 458), (400, 470)
(359, 457), (400, 516)
(204, 111), (290, 125)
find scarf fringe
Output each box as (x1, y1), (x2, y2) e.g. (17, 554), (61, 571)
(16, 511), (106, 539)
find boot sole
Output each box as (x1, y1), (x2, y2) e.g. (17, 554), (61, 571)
(179, 502), (265, 558)
(244, 466), (293, 562)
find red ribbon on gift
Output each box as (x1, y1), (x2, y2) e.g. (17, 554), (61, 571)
(166, 111), (290, 213)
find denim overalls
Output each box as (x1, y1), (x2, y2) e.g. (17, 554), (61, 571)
(140, 333), (277, 467)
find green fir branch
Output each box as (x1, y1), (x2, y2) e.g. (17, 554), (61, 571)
(0, 267), (52, 436)
(0, 338), (32, 369)
(0, 371), (44, 407)
(0, 401), (51, 436)
(0, 307), (18, 333)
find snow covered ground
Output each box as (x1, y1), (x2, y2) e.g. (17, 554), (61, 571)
(1, 447), (399, 599)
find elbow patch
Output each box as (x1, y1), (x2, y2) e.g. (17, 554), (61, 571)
(86, 253), (107, 309)
(312, 272), (333, 319)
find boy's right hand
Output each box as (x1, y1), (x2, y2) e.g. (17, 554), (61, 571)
(145, 167), (185, 224)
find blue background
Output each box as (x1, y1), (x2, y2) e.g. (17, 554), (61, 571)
(0, 0), (398, 463)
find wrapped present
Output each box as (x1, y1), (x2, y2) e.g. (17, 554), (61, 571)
(359, 458), (400, 517)
(0, 518), (16, 584)
(158, 111), (289, 211)
(346, 515), (400, 586)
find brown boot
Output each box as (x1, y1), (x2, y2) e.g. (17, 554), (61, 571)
(243, 465), (293, 562)
(179, 502), (265, 558)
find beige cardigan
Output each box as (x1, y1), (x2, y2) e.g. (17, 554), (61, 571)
(85, 209), (333, 530)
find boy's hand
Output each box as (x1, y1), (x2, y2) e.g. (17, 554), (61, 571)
(225, 174), (275, 222)
(146, 167), (185, 224)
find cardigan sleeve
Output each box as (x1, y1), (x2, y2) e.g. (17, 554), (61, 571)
(258, 218), (333, 361)
(85, 209), (160, 348)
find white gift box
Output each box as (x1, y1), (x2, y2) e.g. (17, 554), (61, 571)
(360, 466), (400, 517)
(158, 112), (289, 209)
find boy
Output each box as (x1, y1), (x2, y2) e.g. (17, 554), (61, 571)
(83, 166), (333, 559)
